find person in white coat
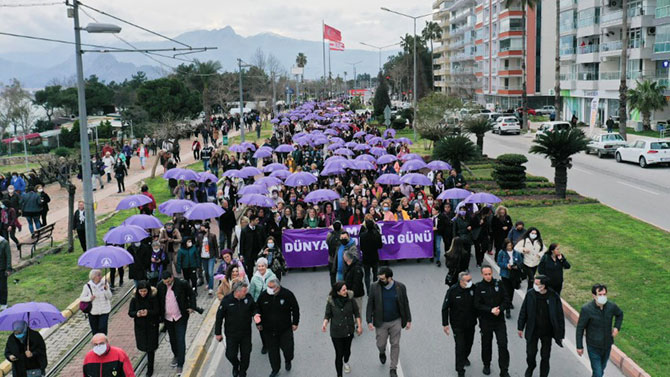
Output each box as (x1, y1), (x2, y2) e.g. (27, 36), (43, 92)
(514, 227), (547, 291)
(102, 152), (115, 184)
(79, 269), (113, 335)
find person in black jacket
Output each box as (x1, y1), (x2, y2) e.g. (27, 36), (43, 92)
(73, 200), (87, 251)
(326, 222), (343, 286)
(517, 275), (565, 377)
(156, 271), (197, 373)
(36, 184), (50, 226)
(257, 278), (300, 376)
(359, 219), (382, 294)
(537, 243), (571, 295)
(343, 251), (365, 313)
(218, 199), (236, 250)
(491, 206), (513, 260)
(239, 215), (266, 275)
(128, 239), (152, 287)
(128, 281), (160, 376)
(442, 271), (477, 377)
(4, 320), (47, 377)
(113, 157), (128, 193)
(474, 265), (511, 377)
(215, 281), (260, 377)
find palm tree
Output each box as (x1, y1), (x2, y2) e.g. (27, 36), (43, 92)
(554, 0), (562, 120)
(177, 60), (222, 125)
(529, 127), (589, 198)
(505, 0), (538, 132)
(619, 0), (629, 140)
(422, 21), (443, 90)
(433, 134), (479, 173)
(464, 117), (493, 154)
(627, 80), (668, 130)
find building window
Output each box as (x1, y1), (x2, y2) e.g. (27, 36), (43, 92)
(656, 0), (670, 18)
(559, 10), (576, 33)
(654, 24), (670, 52)
(577, 7), (600, 28)
(560, 35), (576, 55)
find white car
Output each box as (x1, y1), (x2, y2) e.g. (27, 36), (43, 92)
(535, 121), (571, 139)
(586, 133), (628, 158)
(615, 139), (670, 168)
(493, 117), (521, 135)
(535, 105), (557, 116)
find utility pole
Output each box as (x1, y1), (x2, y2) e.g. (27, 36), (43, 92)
(271, 71), (277, 116)
(237, 58), (246, 142)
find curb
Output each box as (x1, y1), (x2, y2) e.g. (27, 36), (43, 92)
(181, 298), (220, 377)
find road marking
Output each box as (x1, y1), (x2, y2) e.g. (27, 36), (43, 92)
(572, 167), (590, 174)
(386, 343), (405, 377)
(617, 180), (661, 195)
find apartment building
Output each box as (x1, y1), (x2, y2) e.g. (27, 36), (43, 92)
(432, 0), (478, 98)
(473, 0), (556, 110)
(559, 0), (670, 125)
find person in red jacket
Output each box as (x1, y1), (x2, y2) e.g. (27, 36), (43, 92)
(82, 333), (135, 377)
(139, 184), (157, 216)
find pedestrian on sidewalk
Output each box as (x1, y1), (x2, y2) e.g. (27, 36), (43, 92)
(217, 199), (235, 250)
(5, 319), (47, 377)
(173, 141), (181, 164)
(83, 333), (135, 377)
(129, 280), (160, 377)
(215, 280), (259, 377)
(91, 156), (105, 191)
(102, 151), (115, 183)
(201, 142), (213, 172)
(192, 139), (201, 160)
(139, 184), (157, 216)
(9, 173), (25, 195)
(0, 235), (11, 311)
(36, 185), (50, 226)
(176, 238), (199, 295)
(474, 265), (511, 377)
(323, 281), (362, 377)
(73, 201), (87, 251)
(19, 186), (42, 234)
(157, 270), (197, 374)
(0, 201), (20, 250)
(496, 239), (523, 319)
(518, 275), (565, 377)
(80, 269), (112, 335)
(158, 222), (182, 275)
(123, 142), (133, 169)
(137, 143), (149, 170)
(537, 243), (571, 295)
(576, 283), (624, 377)
(3, 185), (20, 217)
(366, 267), (412, 377)
(114, 157), (128, 193)
(606, 117), (614, 133)
(442, 271), (477, 377)
(256, 277), (300, 377)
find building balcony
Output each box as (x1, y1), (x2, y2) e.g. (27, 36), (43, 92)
(600, 6), (654, 28)
(560, 47), (576, 60)
(560, 0), (577, 10)
(576, 44), (599, 63)
(599, 40), (622, 56)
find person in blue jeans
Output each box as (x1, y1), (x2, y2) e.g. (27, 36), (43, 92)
(195, 222), (218, 296)
(576, 283), (624, 377)
(19, 186), (42, 234)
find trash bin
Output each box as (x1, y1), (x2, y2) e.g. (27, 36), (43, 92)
(222, 135), (229, 145)
(634, 122), (644, 132)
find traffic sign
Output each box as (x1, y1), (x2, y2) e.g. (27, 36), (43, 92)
(383, 105), (392, 126)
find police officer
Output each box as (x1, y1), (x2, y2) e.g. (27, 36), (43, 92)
(442, 271), (477, 377)
(257, 277), (300, 377)
(215, 281), (260, 377)
(474, 265), (511, 377)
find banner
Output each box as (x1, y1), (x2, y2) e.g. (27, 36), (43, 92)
(282, 219), (434, 268)
(329, 41), (345, 51)
(323, 24), (342, 42)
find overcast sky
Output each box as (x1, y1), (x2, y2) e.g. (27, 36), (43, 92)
(0, 0), (432, 52)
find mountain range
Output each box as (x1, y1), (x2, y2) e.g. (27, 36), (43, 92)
(0, 26), (399, 89)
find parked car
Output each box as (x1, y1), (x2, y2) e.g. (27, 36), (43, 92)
(615, 139), (670, 168)
(535, 105), (557, 116)
(535, 121), (572, 139)
(478, 112), (503, 125)
(516, 107), (537, 116)
(586, 133), (628, 158)
(493, 116), (521, 135)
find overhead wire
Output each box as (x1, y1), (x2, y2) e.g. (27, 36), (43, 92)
(0, 1), (62, 7)
(0, 31), (124, 50)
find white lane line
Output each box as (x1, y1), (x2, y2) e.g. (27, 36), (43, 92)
(617, 180), (661, 195)
(572, 167), (590, 174)
(386, 342), (405, 377)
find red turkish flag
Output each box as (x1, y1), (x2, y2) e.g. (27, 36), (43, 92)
(323, 24), (342, 42)
(329, 41), (345, 51)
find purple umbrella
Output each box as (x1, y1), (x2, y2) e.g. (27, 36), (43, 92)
(369, 147), (387, 156)
(239, 166), (262, 178)
(103, 225), (150, 244)
(256, 176), (282, 187)
(327, 143), (343, 151)
(222, 169), (241, 178)
(353, 131), (367, 138)
(400, 159), (428, 172)
(263, 163), (288, 173)
(376, 174), (402, 185)
(238, 194), (276, 208)
(240, 142), (256, 151)
(324, 129), (339, 136)
(320, 166), (346, 176)
(270, 118), (280, 124)
(383, 129), (396, 138)
(350, 160), (375, 171)
(437, 188), (472, 200)
(367, 136), (383, 145)
(163, 168), (199, 181)
(330, 137), (344, 145)
(184, 202), (226, 220)
(228, 144), (248, 153)
(238, 184), (269, 196)
(197, 171), (219, 183)
(116, 195), (153, 210)
(400, 173), (432, 186)
(304, 189), (340, 203)
(355, 154), (376, 163)
(400, 153), (423, 162)
(312, 137), (329, 146)
(426, 160), (452, 171)
(0, 302), (65, 330)
(345, 141), (357, 148)
(158, 199), (195, 215)
(365, 134), (375, 142)
(334, 148), (354, 157)
(397, 137), (413, 145)
(253, 149), (273, 159)
(270, 170), (292, 180)
(376, 154), (398, 165)
(122, 214), (163, 229)
(285, 172), (318, 187)
(78, 245), (134, 268)
(353, 144), (370, 151)
(325, 159), (352, 170)
(463, 192), (502, 204)
(274, 144), (295, 153)
(325, 155), (346, 164)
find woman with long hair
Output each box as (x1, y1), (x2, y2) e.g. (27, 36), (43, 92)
(491, 206), (513, 260)
(128, 280), (159, 376)
(444, 237), (470, 285)
(322, 281), (362, 377)
(496, 239), (523, 318)
(515, 227), (547, 291)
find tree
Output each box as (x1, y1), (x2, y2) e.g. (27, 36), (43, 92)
(136, 78), (201, 121)
(84, 75), (114, 115)
(34, 85), (63, 123)
(422, 21), (442, 90)
(492, 154), (528, 189)
(529, 127), (589, 198)
(627, 80), (668, 130)
(619, 0), (629, 140)
(416, 93), (455, 147)
(0, 79), (36, 137)
(433, 135), (478, 173)
(373, 73), (391, 117)
(464, 116), (493, 154)
(175, 60), (222, 124)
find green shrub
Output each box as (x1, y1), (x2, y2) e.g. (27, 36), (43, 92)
(492, 153), (527, 189)
(28, 145), (49, 155)
(53, 147), (71, 157)
(392, 117), (407, 130)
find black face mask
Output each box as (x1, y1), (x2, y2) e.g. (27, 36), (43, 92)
(340, 238), (349, 245)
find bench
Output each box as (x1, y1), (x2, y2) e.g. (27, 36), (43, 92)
(18, 223), (55, 259)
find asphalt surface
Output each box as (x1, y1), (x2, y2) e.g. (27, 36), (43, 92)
(203, 254), (625, 377)
(482, 132), (670, 230)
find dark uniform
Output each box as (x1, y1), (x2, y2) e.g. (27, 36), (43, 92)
(474, 278), (511, 376)
(441, 283), (477, 376)
(215, 292), (257, 377)
(257, 287), (300, 374)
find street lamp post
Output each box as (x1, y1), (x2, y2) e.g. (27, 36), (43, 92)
(346, 61), (363, 90)
(359, 42), (401, 74)
(69, 0), (121, 250)
(237, 58), (252, 142)
(380, 7), (433, 142)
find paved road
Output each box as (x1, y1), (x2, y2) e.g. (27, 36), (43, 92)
(203, 255), (624, 377)
(482, 132), (670, 230)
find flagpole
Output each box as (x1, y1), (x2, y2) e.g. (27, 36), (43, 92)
(328, 46), (332, 97)
(322, 20), (327, 100)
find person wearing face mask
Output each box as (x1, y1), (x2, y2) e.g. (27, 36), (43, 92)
(82, 334), (134, 377)
(517, 275), (565, 377)
(537, 243), (571, 295)
(576, 284), (623, 377)
(248, 258), (276, 354)
(80, 269), (113, 335)
(90, 156), (105, 191)
(333, 233), (357, 282)
(453, 208), (473, 255)
(176, 238), (200, 294)
(158, 222), (182, 276)
(34, 184), (50, 227)
(195, 222), (218, 295)
(148, 241), (168, 287)
(515, 227), (547, 291)
(326, 221), (344, 286)
(5, 319), (47, 377)
(128, 280), (159, 376)
(3, 185), (20, 217)
(323, 281), (362, 377)
(127, 238), (151, 288)
(256, 278), (300, 377)
(258, 236), (286, 281)
(382, 199), (396, 221)
(442, 271), (477, 377)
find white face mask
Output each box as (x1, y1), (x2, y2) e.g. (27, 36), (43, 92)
(133, 242), (141, 247)
(266, 287), (275, 295)
(267, 243), (275, 249)
(465, 281), (473, 289)
(37, 189), (43, 193)
(93, 343), (107, 356)
(533, 284), (542, 293)
(194, 224), (201, 230)
(529, 233), (537, 240)
(186, 242), (192, 248)
(596, 295), (608, 305)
